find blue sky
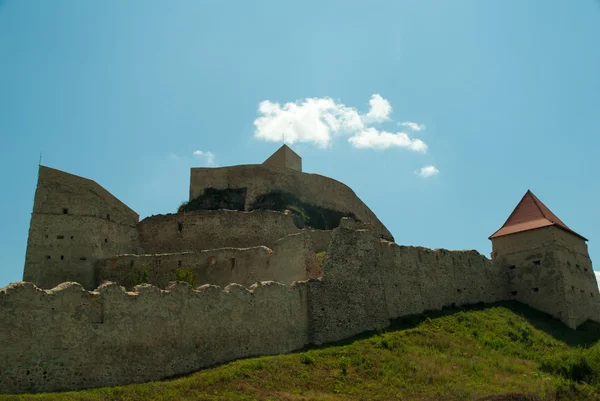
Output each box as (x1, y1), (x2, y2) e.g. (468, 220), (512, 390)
(1, 1), (599, 288)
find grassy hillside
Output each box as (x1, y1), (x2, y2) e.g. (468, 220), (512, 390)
(4, 302), (600, 401)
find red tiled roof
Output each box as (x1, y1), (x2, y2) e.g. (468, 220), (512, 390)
(489, 190), (587, 241)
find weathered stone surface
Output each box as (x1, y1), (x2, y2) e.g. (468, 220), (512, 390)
(24, 167), (141, 290)
(491, 226), (599, 329)
(96, 231), (318, 289)
(3, 224), (599, 394)
(138, 209), (301, 254)
(0, 280), (309, 394)
(189, 164), (393, 241)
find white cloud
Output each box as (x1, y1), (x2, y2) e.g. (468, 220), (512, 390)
(168, 153), (180, 160)
(192, 150), (216, 166)
(349, 128), (427, 152)
(364, 94), (392, 123)
(414, 165), (440, 178)
(399, 121), (426, 132)
(253, 94), (426, 153)
(254, 97), (364, 148)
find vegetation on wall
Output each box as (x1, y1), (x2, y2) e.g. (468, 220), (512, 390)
(179, 188), (247, 213)
(251, 190), (355, 230)
(315, 251), (327, 268)
(9, 303), (600, 401)
(123, 269), (149, 290)
(173, 268), (198, 288)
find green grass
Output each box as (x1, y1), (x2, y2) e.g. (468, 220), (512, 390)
(5, 302), (600, 401)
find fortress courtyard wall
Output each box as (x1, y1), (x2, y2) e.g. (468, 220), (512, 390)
(96, 232), (319, 289)
(137, 209), (301, 253)
(189, 164), (393, 240)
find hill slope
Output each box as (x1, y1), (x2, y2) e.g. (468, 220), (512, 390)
(4, 302), (600, 401)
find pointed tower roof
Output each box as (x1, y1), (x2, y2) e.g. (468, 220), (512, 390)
(489, 190), (587, 241)
(262, 144), (302, 172)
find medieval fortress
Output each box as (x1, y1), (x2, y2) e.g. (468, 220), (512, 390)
(1, 145), (598, 393)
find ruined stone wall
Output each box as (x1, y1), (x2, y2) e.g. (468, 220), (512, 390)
(0, 280), (309, 394)
(306, 229), (333, 253)
(24, 167), (140, 290)
(7, 223), (598, 394)
(96, 232), (318, 289)
(491, 227), (600, 329)
(308, 223), (508, 344)
(138, 209), (301, 253)
(189, 165), (393, 241)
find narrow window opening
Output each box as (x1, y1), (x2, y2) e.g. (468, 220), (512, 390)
(456, 289), (462, 293)
(591, 293), (594, 297)
(129, 260), (134, 268)
(70, 236), (74, 240)
(80, 257), (87, 261)
(585, 268), (588, 272)
(45, 255), (51, 260)
(567, 261), (571, 266)
(178, 260), (182, 267)
(508, 265), (516, 270)
(231, 258), (236, 269)
(510, 291), (518, 296)
(62, 208), (68, 214)
(571, 286), (575, 291)
(104, 238), (108, 243)
(56, 235), (64, 240)
(576, 264), (580, 269)
(533, 260), (541, 266)
(532, 288), (539, 293)
(106, 214), (110, 221)
(45, 235), (48, 239)
(177, 222), (183, 233)
(60, 255), (64, 260)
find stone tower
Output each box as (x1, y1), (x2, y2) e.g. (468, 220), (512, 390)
(489, 190), (599, 328)
(262, 144), (302, 172)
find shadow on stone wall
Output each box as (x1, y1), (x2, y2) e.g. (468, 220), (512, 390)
(250, 190), (356, 230)
(179, 188), (247, 213)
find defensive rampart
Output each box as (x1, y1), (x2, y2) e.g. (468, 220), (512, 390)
(0, 224), (534, 394)
(189, 164), (393, 240)
(138, 209), (301, 253)
(24, 166), (140, 290)
(0, 280), (308, 394)
(96, 232), (320, 288)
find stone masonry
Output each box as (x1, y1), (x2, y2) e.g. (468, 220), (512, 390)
(2, 145), (597, 394)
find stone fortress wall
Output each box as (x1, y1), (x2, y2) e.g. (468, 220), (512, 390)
(96, 231), (321, 289)
(8, 146), (598, 394)
(2, 224), (518, 394)
(137, 209), (301, 253)
(189, 164), (394, 241)
(492, 226), (599, 329)
(24, 165), (335, 292)
(24, 167), (141, 290)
